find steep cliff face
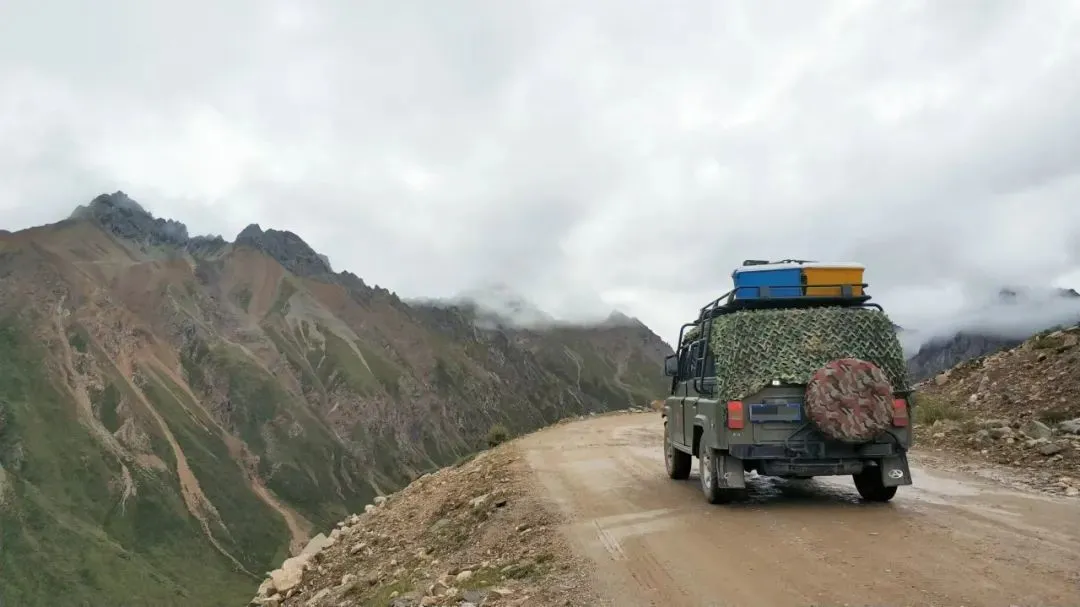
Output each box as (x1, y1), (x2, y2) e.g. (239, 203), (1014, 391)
(908, 332), (1025, 382)
(0, 193), (672, 607)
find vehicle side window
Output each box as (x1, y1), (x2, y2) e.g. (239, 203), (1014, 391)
(679, 345), (693, 380)
(685, 340), (711, 379)
(703, 351), (715, 377)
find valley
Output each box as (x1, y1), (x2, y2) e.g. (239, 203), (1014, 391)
(0, 193), (671, 607)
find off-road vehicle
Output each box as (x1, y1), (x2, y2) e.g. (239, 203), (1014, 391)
(661, 267), (913, 504)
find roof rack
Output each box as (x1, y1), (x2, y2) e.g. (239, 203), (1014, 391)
(697, 283), (879, 322)
(741, 258), (818, 266)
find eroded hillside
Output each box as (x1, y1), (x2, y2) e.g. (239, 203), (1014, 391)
(0, 192), (671, 607)
(914, 325), (1080, 496)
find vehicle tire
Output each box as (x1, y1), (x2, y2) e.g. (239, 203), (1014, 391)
(698, 443), (737, 504)
(853, 467), (898, 502)
(664, 421), (692, 480)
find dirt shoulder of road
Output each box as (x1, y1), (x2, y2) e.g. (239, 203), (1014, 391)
(913, 422), (1080, 497)
(249, 436), (601, 607)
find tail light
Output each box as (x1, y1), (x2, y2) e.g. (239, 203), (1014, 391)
(726, 401), (745, 429)
(891, 398), (909, 427)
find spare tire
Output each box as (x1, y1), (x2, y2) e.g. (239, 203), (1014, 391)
(804, 358), (894, 443)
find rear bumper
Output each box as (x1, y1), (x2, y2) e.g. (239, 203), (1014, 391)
(729, 440), (900, 460)
(726, 442), (911, 482)
(758, 459), (865, 476)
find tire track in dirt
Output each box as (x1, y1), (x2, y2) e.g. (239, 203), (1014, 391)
(520, 412), (1080, 607)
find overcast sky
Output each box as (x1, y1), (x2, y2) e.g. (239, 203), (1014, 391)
(3, 0), (1080, 343)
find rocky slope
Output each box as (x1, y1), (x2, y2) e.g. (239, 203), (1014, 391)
(0, 192), (671, 607)
(245, 411), (627, 607)
(913, 325), (1080, 497)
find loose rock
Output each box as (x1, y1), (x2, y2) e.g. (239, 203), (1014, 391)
(250, 442), (595, 607)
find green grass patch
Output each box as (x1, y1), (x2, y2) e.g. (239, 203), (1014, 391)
(433, 356), (464, 395)
(486, 423), (510, 447)
(319, 327), (380, 396)
(911, 393), (969, 425)
(203, 345), (290, 453)
(93, 383), (123, 433)
(269, 278), (297, 316)
(263, 324), (326, 398)
(137, 367), (289, 574)
(453, 452), (479, 468)
(361, 579), (416, 607)
(457, 567), (504, 590)
(234, 287), (253, 312)
(0, 317), (255, 607)
(178, 334), (213, 394)
(353, 339), (405, 397)
(1037, 405), (1080, 425)
(199, 342), (377, 527)
(1032, 334), (1068, 350)
(66, 325), (90, 353)
(501, 555), (551, 580)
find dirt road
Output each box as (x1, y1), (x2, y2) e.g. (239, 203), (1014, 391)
(519, 412), (1080, 607)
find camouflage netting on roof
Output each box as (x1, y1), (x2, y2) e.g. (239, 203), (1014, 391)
(706, 306), (909, 402)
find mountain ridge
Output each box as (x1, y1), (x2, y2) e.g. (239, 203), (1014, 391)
(906, 286), (1080, 381)
(0, 192), (672, 607)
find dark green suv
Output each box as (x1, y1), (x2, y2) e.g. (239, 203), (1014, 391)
(662, 292), (914, 504)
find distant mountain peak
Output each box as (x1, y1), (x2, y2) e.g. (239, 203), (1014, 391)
(72, 191), (191, 247)
(236, 222), (264, 242)
(907, 283), (1080, 381)
(601, 309), (646, 329)
(995, 285), (1080, 303)
(83, 190), (148, 215)
(68, 192), (338, 280)
(235, 223), (334, 277)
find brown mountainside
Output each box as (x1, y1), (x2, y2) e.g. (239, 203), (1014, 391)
(0, 192), (671, 607)
(914, 325), (1080, 496)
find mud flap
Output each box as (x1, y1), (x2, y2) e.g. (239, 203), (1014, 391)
(715, 454), (746, 489)
(880, 454), (913, 487)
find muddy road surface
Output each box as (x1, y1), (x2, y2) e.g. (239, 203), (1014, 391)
(520, 412), (1080, 607)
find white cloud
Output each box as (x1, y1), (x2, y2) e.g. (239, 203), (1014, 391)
(3, 0), (1080, 345)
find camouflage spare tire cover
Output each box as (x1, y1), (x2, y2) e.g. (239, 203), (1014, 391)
(804, 358), (894, 443)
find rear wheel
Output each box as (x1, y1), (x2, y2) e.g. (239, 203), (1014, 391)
(664, 421), (691, 480)
(853, 466), (898, 502)
(698, 443), (738, 504)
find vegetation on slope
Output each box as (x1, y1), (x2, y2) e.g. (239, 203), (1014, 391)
(0, 318), (254, 607)
(0, 198), (674, 607)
